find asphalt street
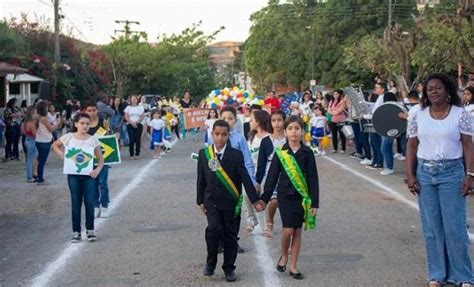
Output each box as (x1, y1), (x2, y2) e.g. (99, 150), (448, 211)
(1, 133), (474, 287)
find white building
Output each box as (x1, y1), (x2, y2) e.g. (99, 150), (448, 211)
(6, 74), (45, 106)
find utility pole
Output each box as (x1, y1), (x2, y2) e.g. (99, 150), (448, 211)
(388, 0), (393, 28)
(114, 20), (141, 39)
(52, 0), (60, 100)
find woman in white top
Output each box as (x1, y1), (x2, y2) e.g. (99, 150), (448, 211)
(35, 101), (59, 185)
(406, 73), (474, 287)
(124, 95), (145, 159)
(52, 112), (104, 243)
(203, 108), (219, 146)
(299, 92), (314, 116)
(139, 95), (151, 149)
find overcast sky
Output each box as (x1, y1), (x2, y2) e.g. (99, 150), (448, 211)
(1, 0), (269, 44)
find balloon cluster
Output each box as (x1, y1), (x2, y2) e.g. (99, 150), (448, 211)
(207, 87), (264, 109)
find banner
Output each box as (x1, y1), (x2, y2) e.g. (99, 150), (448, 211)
(63, 146), (94, 175)
(183, 108), (210, 129)
(94, 135), (121, 165)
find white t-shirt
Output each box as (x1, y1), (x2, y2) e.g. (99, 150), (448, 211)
(205, 119), (217, 142)
(311, 115), (326, 129)
(249, 134), (269, 166)
(150, 118), (165, 131)
(124, 105), (144, 123)
(408, 106), (472, 160)
(60, 133), (100, 149)
(300, 101), (313, 115)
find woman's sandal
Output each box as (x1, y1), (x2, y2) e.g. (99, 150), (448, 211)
(245, 223), (255, 232)
(276, 256), (287, 272)
(289, 270), (304, 280)
(263, 223), (273, 238)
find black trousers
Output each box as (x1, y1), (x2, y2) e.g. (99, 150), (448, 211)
(127, 123), (143, 156)
(205, 206), (238, 272)
(5, 124), (21, 159)
(328, 122), (346, 152)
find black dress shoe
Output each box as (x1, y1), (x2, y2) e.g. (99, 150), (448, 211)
(225, 270), (236, 282)
(203, 265), (214, 276)
(276, 256), (287, 272)
(289, 270), (304, 280)
(237, 245), (244, 253)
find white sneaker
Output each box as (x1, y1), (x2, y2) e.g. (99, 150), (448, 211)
(94, 207), (101, 218)
(380, 169), (394, 175)
(86, 230), (97, 242)
(394, 153), (402, 159)
(397, 155), (406, 161)
(321, 151), (326, 156)
(461, 283), (471, 287)
(360, 158), (372, 165)
(100, 207), (109, 218)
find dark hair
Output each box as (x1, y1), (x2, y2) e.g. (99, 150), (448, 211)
(84, 100), (97, 109)
(271, 109), (286, 121)
(249, 104), (262, 112)
(421, 73), (461, 108)
(20, 100), (27, 108)
(36, 101), (49, 117)
(161, 109), (167, 117)
(253, 110), (271, 131)
(72, 112), (90, 132)
(464, 87), (474, 106)
(324, 92), (334, 103)
(284, 115), (304, 130)
(207, 108), (219, 119)
(212, 119), (230, 132)
(302, 92), (312, 102)
(376, 82), (388, 92)
(383, 92), (398, 103)
(407, 90), (419, 101)
(6, 98), (16, 109)
(332, 89), (344, 105)
(220, 106), (237, 118)
(313, 104), (326, 116)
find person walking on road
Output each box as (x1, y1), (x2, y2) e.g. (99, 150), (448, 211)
(261, 115), (319, 280)
(52, 112), (104, 243)
(124, 95), (145, 160)
(406, 73), (474, 287)
(3, 98), (23, 161)
(197, 119), (264, 282)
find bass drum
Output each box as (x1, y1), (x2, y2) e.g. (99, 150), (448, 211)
(372, 102), (407, 138)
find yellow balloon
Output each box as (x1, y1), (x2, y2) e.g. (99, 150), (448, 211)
(223, 88), (230, 96)
(303, 115), (310, 123)
(213, 98), (220, 104)
(304, 133), (312, 142)
(258, 99), (264, 106)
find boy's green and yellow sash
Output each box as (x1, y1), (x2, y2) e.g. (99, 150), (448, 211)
(275, 148), (316, 231)
(204, 145), (243, 216)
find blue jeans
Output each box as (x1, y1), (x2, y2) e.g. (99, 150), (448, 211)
(67, 175), (96, 232)
(36, 142), (51, 183)
(25, 137), (37, 181)
(381, 137), (394, 170)
(370, 133), (383, 166)
(121, 123), (129, 146)
(95, 165), (110, 208)
(417, 158), (473, 284)
(5, 124), (21, 159)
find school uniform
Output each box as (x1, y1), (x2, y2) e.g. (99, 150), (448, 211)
(196, 143), (259, 273)
(262, 143), (319, 228)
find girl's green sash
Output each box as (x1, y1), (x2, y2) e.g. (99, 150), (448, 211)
(275, 148), (316, 230)
(204, 145), (243, 216)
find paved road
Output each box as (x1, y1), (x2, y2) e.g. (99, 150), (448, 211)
(1, 134), (474, 286)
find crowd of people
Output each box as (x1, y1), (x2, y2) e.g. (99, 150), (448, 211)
(2, 73), (474, 285)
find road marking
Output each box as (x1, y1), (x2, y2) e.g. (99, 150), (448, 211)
(253, 220), (281, 287)
(322, 156), (474, 241)
(31, 139), (178, 287)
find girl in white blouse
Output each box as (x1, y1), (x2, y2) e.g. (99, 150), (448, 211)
(406, 73), (474, 287)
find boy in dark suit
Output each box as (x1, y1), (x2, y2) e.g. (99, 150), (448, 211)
(197, 119), (265, 282)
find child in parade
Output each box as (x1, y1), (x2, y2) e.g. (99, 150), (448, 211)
(209, 106), (257, 252)
(149, 109), (165, 159)
(258, 110), (286, 237)
(84, 101), (111, 218)
(197, 119), (265, 282)
(262, 115), (319, 280)
(203, 108), (218, 146)
(52, 113), (104, 242)
(310, 105), (328, 155)
(247, 110), (271, 232)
